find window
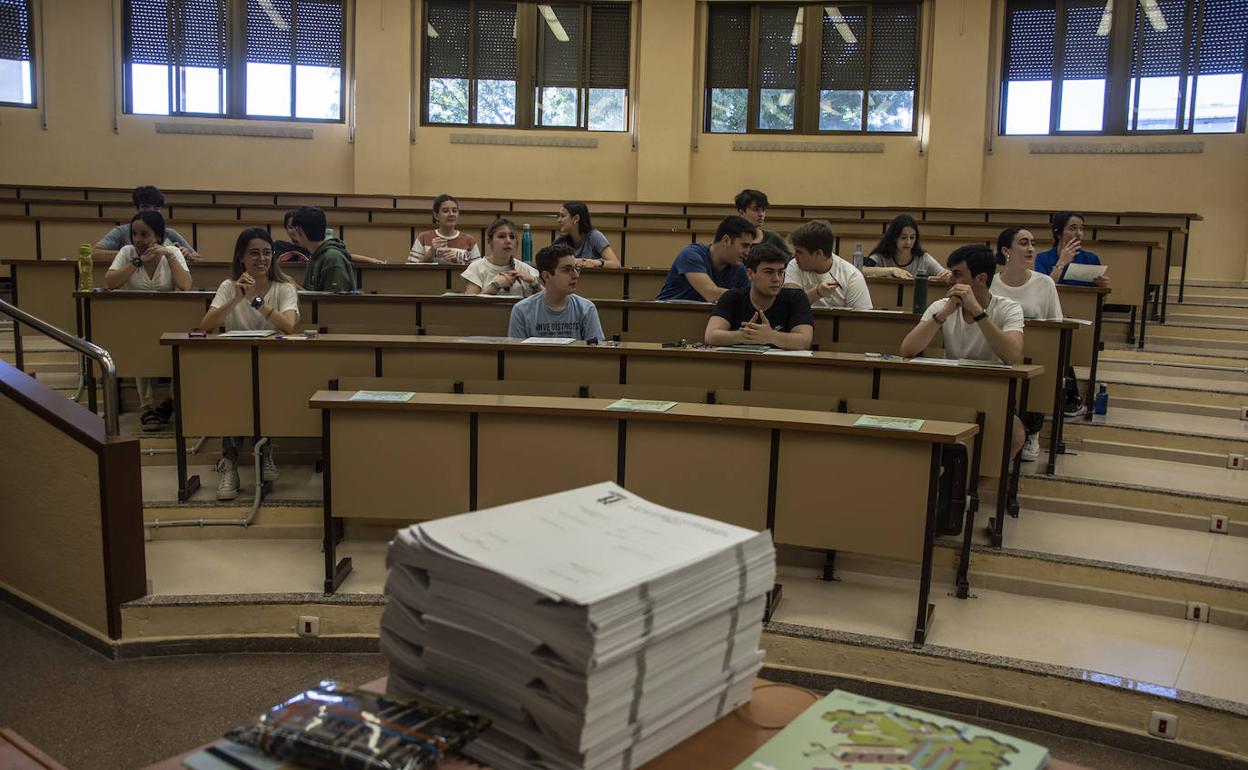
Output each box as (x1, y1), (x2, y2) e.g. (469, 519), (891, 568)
(123, 0), (345, 121)
(0, 0), (36, 107)
(704, 3), (921, 134)
(1000, 0), (1247, 135)
(421, 1), (632, 131)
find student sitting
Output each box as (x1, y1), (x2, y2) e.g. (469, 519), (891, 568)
(992, 227), (1064, 461)
(785, 219), (872, 310)
(735, 189), (791, 256)
(290, 206), (356, 292)
(462, 217), (541, 296)
(92, 185), (199, 261)
(507, 243), (604, 342)
(1034, 211), (1111, 288)
(102, 210), (193, 431)
(408, 194), (481, 264)
(198, 228), (300, 500)
(704, 243), (814, 351)
(863, 214), (951, 282)
(274, 209), (309, 262)
(901, 244), (1025, 458)
(555, 201), (621, 269)
(656, 215), (756, 302)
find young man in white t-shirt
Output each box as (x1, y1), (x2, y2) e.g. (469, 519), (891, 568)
(783, 219), (872, 310)
(901, 243), (1027, 458)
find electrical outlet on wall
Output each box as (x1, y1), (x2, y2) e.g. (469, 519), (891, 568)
(1149, 711), (1178, 739)
(1229, 454), (1244, 471)
(1239, 405), (1248, 421)
(1210, 514), (1230, 534)
(1185, 601), (1210, 623)
(297, 615), (320, 637)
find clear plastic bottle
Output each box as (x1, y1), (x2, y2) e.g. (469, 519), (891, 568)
(521, 224), (533, 264)
(77, 243), (93, 291)
(852, 242), (864, 272)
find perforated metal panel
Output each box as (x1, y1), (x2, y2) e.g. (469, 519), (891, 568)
(820, 5), (866, 89)
(1196, 0), (1247, 75)
(245, 0), (291, 64)
(706, 4), (751, 88)
(0, 0), (32, 62)
(126, 0), (173, 65)
(1004, 1), (1057, 81)
(474, 2), (516, 81)
(1061, 0), (1109, 79)
(425, 1), (470, 79)
(539, 4), (581, 88)
(757, 5), (800, 89)
(868, 4), (918, 90)
(589, 2), (630, 89)
(293, 0), (343, 68)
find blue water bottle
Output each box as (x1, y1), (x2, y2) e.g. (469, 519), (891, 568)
(1094, 384), (1109, 415)
(521, 223), (533, 264)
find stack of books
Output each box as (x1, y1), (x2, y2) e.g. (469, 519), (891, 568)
(381, 482), (776, 770)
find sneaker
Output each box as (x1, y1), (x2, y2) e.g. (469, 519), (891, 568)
(140, 408), (163, 432)
(260, 446), (280, 482)
(1021, 433), (1040, 462)
(1064, 396), (1086, 418)
(216, 456), (240, 501)
(154, 399), (175, 426)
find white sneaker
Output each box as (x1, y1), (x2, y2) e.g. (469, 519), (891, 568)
(1021, 433), (1040, 462)
(260, 447), (280, 482)
(216, 456), (240, 500)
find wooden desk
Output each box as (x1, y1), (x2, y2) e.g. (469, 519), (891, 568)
(163, 334), (1038, 548)
(312, 390), (976, 644)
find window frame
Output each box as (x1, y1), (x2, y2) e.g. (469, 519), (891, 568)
(0, 0), (37, 109)
(120, 0), (347, 123)
(702, 2), (923, 136)
(998, 0), (1248, 136)
(418, 0), (634, 132)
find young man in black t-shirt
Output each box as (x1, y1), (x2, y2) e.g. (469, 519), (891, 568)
(704, 242), (814, 350)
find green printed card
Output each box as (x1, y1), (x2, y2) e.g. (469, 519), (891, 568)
(854, 415), (925, 431)
(348, 390), (416, 403)
(733, 690), (1049, 770)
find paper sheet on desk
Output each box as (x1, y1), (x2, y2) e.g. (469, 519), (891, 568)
(1063, 263), (1107, 282)
(521, 337), (577, 345)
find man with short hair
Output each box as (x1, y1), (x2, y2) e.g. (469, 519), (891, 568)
(704, 243), (814, 351)
(508, 243), (605, 342)
(785, 219), (872, 310)
(92, 185), (199, 260)
(656, 215), (756, 302)
(291, 206), (356, 292)
(901, 243), (1026, 457)
(735, 189), (791, 257)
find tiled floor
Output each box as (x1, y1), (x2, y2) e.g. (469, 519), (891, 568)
(769, 566), (1248, 706)
(147, 538), (390, 594)
(968, 506), (1248, 582)
(1087, 407), (1248, 440)
(1046, 450), (1248, 500)
(141, 461), (324, 504)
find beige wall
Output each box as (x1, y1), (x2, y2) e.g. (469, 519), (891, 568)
(0, 393), (110, 637)
(1, 0), (1244, 279)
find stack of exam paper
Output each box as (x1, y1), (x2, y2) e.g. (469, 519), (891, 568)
(381, 482), (776, 770)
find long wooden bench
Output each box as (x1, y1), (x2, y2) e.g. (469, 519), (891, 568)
(162, 333), (1041, 548)
(311, 388), (978, 644)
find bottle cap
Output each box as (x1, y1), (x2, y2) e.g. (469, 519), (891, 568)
(523, 223), (531, 230)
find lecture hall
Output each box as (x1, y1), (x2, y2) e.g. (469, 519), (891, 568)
(0, 0), (1245, 768)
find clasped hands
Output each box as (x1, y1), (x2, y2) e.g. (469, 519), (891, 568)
(740, 310), (776, 344)
(935, 284), (984, 321)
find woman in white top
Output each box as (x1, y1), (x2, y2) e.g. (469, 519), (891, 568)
(198, 228), (300, 500)
(863, 214), (951, 282)
(462, 218), (540, 297)
(103, 211), (193, 431)
(992, 226), (1064, 463)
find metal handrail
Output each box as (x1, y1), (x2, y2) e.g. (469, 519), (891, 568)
(0, 298), (120, 436)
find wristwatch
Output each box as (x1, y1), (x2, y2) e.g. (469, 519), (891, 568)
(130, 255), (143, 268)
(487, 280), (500, 292)
(250, 296), (264, 310)
(972, 311), (988, 323)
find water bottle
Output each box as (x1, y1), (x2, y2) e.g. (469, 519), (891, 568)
(77, 243), (93, 291)
(852, 242), (864, 272)
(521, 224), (533, 264)
(1094, 384), (1109, 415)
(912, 274), (928, 314)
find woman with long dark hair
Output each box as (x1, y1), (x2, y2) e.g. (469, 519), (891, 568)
(462, 217), (540, 296)
(199, 228), (300, 500)
(555, 201), (621, 269)
(1034, 211), (1111, 288)
(863, 214), (950, 281)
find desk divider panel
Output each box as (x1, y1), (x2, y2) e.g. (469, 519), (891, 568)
(629, 273), (666, 300)
(358, 268), (451, 295)
(878, 370), (1008, 478)
(41, 221), (106, 260)
(774, 431), (930, 561)
(0, 221), (38, 260)
(383, 348), (498, 380)
(178, 346), (253, 438)
(475, 414), (617, 510)
(195, 224), (244, 260)
(573, 271), (628, 300)
(1023, 326), (1061, 413)
(749, 362), (874, 399)
(624, 306), (709, 342)
(330, 410), (471, 519)
(596, 306), (626, 338)
(836, 314), (936, 350)
(339, 225), (412, 260)
(187, 263), (233, 291)
(625, 232), (693, 268)
(1061, 292), (1100, 368)
(624, 421), (770, 531)
(314, 300), (418, 329)
(13, 263), (77, 331)
(1095, 244), (1148, 304)
(625, 356), (745, 390)
(259, 348), (375, 437)
(867, 281), (904, 310)
(420, 302), (512, 333)
(89, 296), (208, 377)
(502, 351), (618, 384)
